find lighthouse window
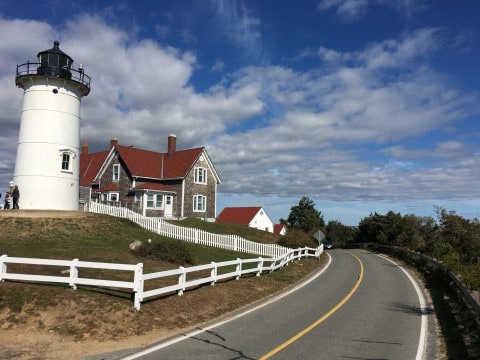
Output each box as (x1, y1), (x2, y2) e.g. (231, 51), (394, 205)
(61, 153), (71, 171)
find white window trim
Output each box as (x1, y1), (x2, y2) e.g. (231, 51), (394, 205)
(155, 194), (164, 209)
(193, 194), (206, 212)
(194, 167), (207, 185)
(109, 192), (119, 202)
(146, 193), (165, 209)
(112, 164), (120, 182)
(59, 149), (76, 173)
(146, 194), (154, 208)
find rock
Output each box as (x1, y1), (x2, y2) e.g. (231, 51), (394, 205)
(129, 240), (143, 251)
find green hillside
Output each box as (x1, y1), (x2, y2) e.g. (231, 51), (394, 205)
(0, 212), (323, 359)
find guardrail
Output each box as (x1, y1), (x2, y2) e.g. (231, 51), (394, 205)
(347, 243), (480, 315)
(0, 246), (322, 310)
(87, 202), (290, 258)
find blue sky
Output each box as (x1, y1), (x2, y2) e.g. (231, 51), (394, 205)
(1, 0), (479, 225)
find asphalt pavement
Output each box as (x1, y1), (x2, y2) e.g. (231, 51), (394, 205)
(82, 249), (439, 360)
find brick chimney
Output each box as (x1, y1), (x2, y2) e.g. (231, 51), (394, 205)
(82, 140), (89, 155)
(168, 134), (176, 155)
(110, 137), (118, 148)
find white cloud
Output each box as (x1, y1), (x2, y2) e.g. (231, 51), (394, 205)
(317, 0), (369, 19)
(212, 0), (266, 63)
(317, 0), (426, 20)
(1, 13), (479, 225)
(211, 59), (225, 72)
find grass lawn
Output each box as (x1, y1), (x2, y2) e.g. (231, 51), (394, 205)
(0, 211), (325, 359)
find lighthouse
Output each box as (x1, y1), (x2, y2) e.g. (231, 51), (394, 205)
(13, 41), (90, 210)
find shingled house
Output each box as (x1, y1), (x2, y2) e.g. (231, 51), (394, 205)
(80, 135), (221, 220)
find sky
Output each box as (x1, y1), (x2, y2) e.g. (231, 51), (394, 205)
(0, 0), (479, 226)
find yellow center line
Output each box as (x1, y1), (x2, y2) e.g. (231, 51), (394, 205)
(259, 253), (364, 360)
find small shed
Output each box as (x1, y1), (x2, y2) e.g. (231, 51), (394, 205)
(216, 206), (274, 233)
(273, 224), (287, 236)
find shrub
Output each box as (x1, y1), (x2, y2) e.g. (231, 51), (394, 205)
(133, 240), (195, 265)
(277, 228), (317, 248)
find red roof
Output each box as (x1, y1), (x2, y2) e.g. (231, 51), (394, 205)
(273, 224), (286, 234)
(115, 145), (203, 179)
(216, 207), (262, 225)
(80, 144), (204, 187)
(99, 182), (120, 191)
(132, 182), (174, 192)
(80, 150), (109, 186)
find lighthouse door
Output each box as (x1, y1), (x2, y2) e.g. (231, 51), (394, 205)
(164, 195), (173, 218)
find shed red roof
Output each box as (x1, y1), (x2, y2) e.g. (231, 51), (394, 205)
(216, 207), (262, 225)
(274, 224), (286, 234)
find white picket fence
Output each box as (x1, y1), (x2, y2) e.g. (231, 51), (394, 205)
(88, 202), (290, 257)
(0, 245), (322, 310)
(0, 202), (323, 309)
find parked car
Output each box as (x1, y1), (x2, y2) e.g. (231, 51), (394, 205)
(323, 240), (333, 249)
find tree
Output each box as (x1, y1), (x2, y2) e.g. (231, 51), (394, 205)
(325, 220), (358, 246)
(277, 228), (317, 248)
(282, 196), (325, 235)
(436, 207), (480, 264)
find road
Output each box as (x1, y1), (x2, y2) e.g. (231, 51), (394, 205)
(101, 249), (438, 359)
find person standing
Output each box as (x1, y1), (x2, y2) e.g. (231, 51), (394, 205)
(12, 185), (19, 209)
(3, 192), (10, 209)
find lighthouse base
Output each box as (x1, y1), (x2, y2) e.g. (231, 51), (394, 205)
(12, 176), (80, 211)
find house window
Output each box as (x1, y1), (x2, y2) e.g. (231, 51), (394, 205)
(193, 195), (206, 212)
(194, 167), (207, 184)
(101, 193), (108, 202)
(146, 194), (163, 209)
(155, 194), (163, 208)
(147, 194), (154, 208)
(113, 164), (120, 181)
(109, 193), (119, 202)
(134, 193), (142, 204)
(61, 153), (70, 171)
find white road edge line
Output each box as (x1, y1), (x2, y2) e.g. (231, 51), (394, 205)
(120, 253), (333, 360)
(376, 254), (428, 360)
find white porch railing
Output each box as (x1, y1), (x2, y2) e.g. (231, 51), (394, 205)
(87, 202), (290, 258)
(1, 245), (322, 310)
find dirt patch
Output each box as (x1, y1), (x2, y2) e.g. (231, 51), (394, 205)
(0, 258), (325, 359)
(0, 210), (88, 219)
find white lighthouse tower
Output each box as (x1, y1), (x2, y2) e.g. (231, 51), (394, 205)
(13, 41), (90, 210)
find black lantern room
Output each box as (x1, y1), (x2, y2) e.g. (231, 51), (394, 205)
(15, 41), (91, 96)
(37, 40), (74, 79)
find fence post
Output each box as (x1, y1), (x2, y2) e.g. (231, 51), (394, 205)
(178, 266), (186, 296)
(0, 255), (7, 281)
(269, 258), (276, 273)
(133, 263), (144, 311)
(211, 262), (217, 286)
(236, 258), (242, 280)
(257, 257), (263, 277)
(69, 258), (79, 289)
